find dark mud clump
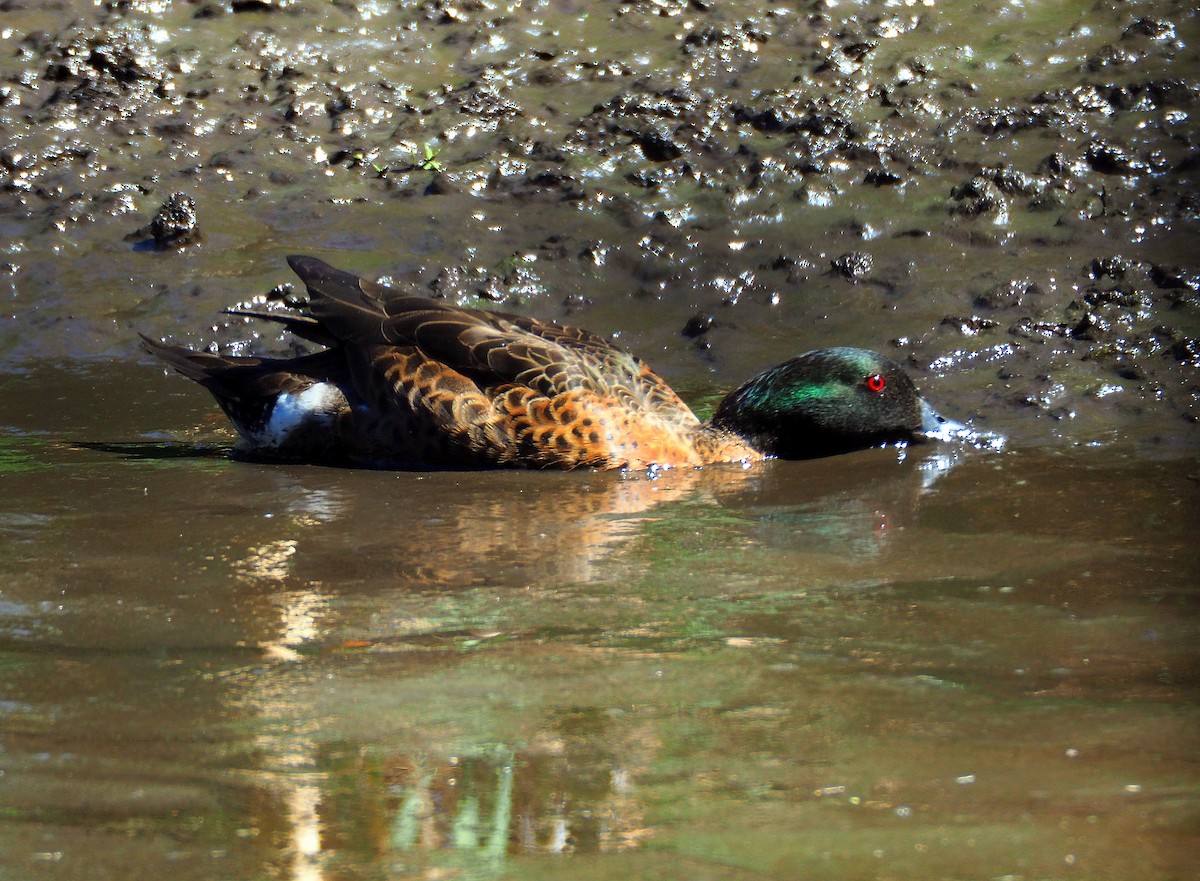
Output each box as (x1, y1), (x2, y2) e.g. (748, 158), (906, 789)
(126, 192), (200, 249)
(0, 0), (1196, 447)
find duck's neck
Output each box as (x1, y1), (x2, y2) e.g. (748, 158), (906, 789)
(706, 382), (791, 459)
(689, 422), (764, 465)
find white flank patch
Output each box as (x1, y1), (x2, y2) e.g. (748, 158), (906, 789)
(256, 383), (339, 448)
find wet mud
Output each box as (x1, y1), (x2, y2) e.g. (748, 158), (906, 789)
(0, 0), (1196, 449)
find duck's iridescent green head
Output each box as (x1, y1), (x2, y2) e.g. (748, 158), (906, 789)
(711, 347), (957, 459)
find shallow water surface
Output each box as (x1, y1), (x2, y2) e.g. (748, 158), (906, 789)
(0, 368), (1196, 880)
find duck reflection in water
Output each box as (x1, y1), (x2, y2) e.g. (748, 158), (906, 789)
(209, 443), (961, 878)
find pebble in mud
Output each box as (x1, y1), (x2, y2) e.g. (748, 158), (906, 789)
(1149, 264), (1200, 292)
(831, 252), (873, 283)
(681, 311), (714, 338)
(951, 175), (1008, 218)
(1086, 256), (1133, 280)
(125, 193), (200, 250)
(1084, 139), (1147, 176)
(975, 280), (1044, 311)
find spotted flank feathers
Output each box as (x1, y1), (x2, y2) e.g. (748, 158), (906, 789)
(142, 256), (959, 470)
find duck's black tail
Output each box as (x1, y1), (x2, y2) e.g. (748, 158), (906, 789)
(140, 335), (352, 459)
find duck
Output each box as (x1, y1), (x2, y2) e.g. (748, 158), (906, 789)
(142, 255), (961, 470)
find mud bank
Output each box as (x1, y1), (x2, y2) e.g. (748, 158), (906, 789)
(0, 0), (1196, 450)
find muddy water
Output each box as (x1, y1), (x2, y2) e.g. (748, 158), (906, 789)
(1, 368), (1198, 880)
(1, 0), (1198, 878)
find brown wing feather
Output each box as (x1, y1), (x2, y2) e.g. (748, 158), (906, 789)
(145, 257), (754, 469)
(287, 255), (697, 423)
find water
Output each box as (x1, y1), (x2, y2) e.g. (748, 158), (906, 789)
(0, 366), (1196, 880)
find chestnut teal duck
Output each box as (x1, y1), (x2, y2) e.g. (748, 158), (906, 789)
(142, 256), (960, 469)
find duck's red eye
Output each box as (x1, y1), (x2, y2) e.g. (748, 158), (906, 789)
(865, 373), (886, 393)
